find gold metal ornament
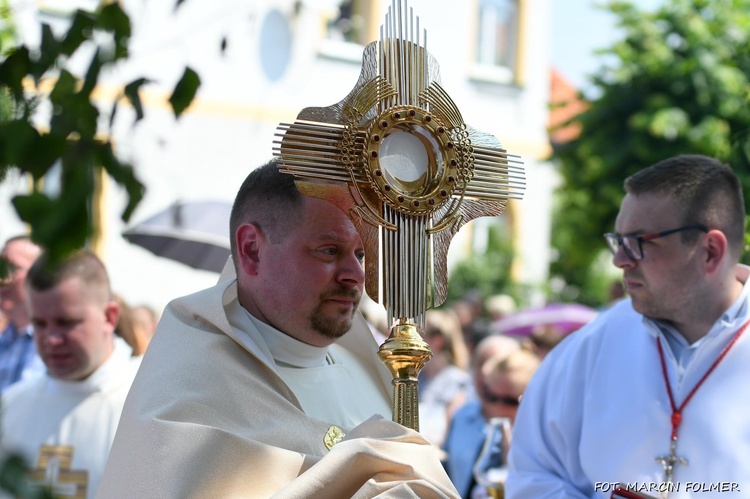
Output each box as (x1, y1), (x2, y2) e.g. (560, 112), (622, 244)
(27, 445), (88, 499)
(274, 0), (525, 430)
(324, 425), (346, 450)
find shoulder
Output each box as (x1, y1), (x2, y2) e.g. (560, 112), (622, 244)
(163, 279), (235, 331)
(452, 399), (482, 422)
(547, 299), (640, 358)
(527, 299), (643, 390)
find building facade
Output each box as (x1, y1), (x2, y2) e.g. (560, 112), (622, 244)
(2, 0), (554, 312)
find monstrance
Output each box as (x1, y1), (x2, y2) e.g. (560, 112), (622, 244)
(274, 0), (525, 430)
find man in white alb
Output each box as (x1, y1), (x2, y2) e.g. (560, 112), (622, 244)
(0, 251), (139, 498)
(506, 155), (750, 498)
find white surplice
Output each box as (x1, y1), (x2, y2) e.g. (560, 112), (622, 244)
(0, 340), (140, 498)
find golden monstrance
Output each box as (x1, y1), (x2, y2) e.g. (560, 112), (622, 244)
(274, 0), (525, 430)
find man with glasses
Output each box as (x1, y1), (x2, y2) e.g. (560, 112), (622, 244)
(507, 155), (750, 498)
(0, 236), (44, 392)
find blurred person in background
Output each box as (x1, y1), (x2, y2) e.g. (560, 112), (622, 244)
(485, 294), (517, 324)
(0, 250), (140, 498)
(522, 324), (568, 360)
(443, 348), (539, 498)
(451, 290), (491, 355)
(0, 236), (44, 392)
(132, 304), (159, 343)
(114, 295), (152, 357)
(441, 334), (521, 490)
(419, 308), (472, 447)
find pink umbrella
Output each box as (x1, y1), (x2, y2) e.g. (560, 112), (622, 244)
(491, 303), (598, 337)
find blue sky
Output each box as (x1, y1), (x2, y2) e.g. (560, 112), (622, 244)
(551, 0), (662, 91)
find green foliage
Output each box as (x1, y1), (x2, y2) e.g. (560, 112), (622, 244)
(169, 67), (201, 118)
(0, 3), (199, 262)
(0, 0), (15, 54)
(0, 454), (52, 499)
(446, 223), (527, 306)
(0, 1), (198, 493)
(551, 0), (750, 302)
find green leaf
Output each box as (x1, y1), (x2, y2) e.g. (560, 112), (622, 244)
(49, 69), (77, 106)
(97, 2), (131, 60)
(649, 107), (690, 140)
(60, 10), (95, 57)
(108, 100), (118, 130)
(0, 119), (39, 170)
(81, 48), (102, 98)
(25, 132), (67, 179)
(123, 77), (151, 122)
(0, 46), (31, 99)
(168, 67), (200, 118)
(96, 142), (144, 221)
(32, 24), (60, 80)
(50, 90), (99, 140)
(0, 454), (34, 497)
(16, 148), (98, 260)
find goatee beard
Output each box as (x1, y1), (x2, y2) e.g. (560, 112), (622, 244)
(310, 288), (362, 339)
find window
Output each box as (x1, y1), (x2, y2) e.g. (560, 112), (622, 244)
(319, 0), (374, 62)
(326, 0), (367, 44)
(474, 0), (519, 83)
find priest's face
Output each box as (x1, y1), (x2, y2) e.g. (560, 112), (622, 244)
(29, 277), (119, 380)
(612, 193), (705, 322)
(242, 197), (365, 347)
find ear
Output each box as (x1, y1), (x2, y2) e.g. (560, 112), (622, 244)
(703, 229), (728, 275)
(104, 300), (120, 332)
(236, 223), (264, 276)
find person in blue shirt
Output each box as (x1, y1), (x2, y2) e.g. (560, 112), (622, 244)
(0, 236), (44, 392)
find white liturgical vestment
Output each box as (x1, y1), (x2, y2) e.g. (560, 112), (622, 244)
(507, 265), (750, 499)
(98, 277), (459, 498)
(0, 340), (140, 498)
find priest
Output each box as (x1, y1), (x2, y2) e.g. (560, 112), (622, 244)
(98, 160), (459, 498)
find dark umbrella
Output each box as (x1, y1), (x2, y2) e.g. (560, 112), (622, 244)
(122, 200), (232, 273)
(491, 302), (598, 337)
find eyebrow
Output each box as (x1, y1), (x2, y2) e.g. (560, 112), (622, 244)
(614, 226), (650, 237)
(312, 231), (360, 244)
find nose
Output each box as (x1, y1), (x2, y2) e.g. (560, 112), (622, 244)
(337, 252), (365, 288)
(612, 244), (636, 269)
(40, 328), (65, 348)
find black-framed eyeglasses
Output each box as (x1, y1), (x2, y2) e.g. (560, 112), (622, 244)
(481, 384), (521, 407)
(603, 224), (708, 262)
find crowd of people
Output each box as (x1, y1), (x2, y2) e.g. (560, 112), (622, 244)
(0, 154), (747, 498)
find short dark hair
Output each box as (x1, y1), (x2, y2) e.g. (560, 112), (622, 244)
(27, 250), (112, 303)
(624, 155), (745, 256)
(229, 159), (304, 267)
